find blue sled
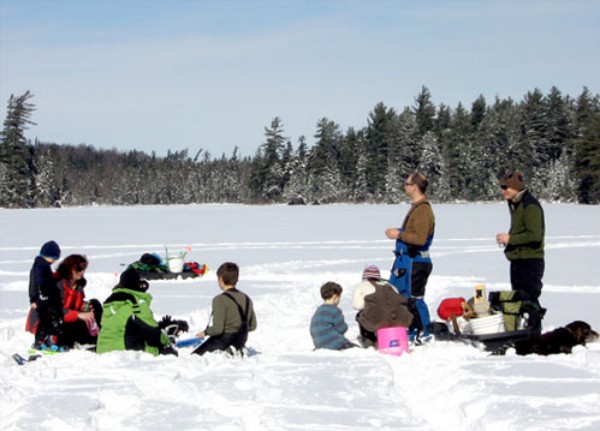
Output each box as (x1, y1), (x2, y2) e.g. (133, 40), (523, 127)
(176, 337), (204, 348)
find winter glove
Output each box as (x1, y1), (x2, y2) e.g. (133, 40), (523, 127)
(159, 343), (179, 357)
(159, 315), (189, 336)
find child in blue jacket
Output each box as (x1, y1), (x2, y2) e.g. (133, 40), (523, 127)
(309, 282), (356, 350)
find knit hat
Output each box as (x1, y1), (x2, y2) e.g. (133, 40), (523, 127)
(119, 268), (149, 291)
(40, 241), (61, 260)
(362, 265), (381, 280)
(500, 170), (526, 191)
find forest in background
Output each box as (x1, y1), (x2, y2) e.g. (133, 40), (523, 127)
(1, 86), (599, 208)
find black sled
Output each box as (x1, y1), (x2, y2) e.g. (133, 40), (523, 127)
(432, 289), (546, 354)
(432, 323), (542, 354)
(138, 270), (203, 281)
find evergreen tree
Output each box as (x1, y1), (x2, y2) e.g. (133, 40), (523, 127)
(384, 156), (403, 204)
(248, 147), (266, 201)
(573, 87), (600, 134)
(418, 131), (450, 200)
(351, 140), (370, 202)
(283, 136), (310, 202)
(195, 150), (214, 203)
(441, 103), (471, 199)
(248, 117), (287, 201)
(520, 88), (550, 169)
(297, 135), (308, 160)
(435, 103), (452, 135)
(394, 107), (418, 173)
(0, 159), (7, 205)
(413, 86), (436, 139)
(0, 91), (36, 207)
(489, 97), (521, 176)
(32, 143), (61, 207)
(338, 127), (362, 189)
(365, 102), (397, 198)
(532, 153), (576, 202)
(262, 117), (287, 201)
(470, 95), (487, 130)
(209, 151), (242, 203)
(545, 86), (573, 161)
(281, 140), (294, 192)
(306, 118), (346, 202)
(573, 112), (600, 203)
(309, 118), (342, 172)
(386, 110), (414, 203)
(313, 163), (345, 203)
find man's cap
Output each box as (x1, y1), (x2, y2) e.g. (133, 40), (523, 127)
(500, 170), (526, 191)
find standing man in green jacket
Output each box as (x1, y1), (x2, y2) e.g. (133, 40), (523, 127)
(193, 262), (257, 356)
(496, 170), (545, 302)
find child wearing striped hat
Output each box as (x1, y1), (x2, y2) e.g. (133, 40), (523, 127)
(352, 265), (414, 348)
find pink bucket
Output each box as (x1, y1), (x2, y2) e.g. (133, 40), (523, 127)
(377, 326), (409, 356)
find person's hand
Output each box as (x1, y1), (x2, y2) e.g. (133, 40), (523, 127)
(78, 311), (95, 324)
(195, 331), (205, 338)
(496, 233), (510, 246)
(385, 228), (401, 240)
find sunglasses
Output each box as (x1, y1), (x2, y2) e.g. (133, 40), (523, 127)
(500, 185), (508, 190)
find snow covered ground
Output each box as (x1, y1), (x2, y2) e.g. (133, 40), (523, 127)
(1, 203), (599, 431)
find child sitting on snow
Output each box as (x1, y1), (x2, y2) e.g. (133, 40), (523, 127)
(96, 268), (186, 356)
(352, 265), (413, 348)
(310, 282), (356, 350)
(192, 262), (257, 356)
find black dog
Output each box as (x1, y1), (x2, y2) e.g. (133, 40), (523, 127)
(515, 320), (599, 356)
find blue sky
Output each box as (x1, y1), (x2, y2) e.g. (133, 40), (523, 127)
(1, 0), (599, 157)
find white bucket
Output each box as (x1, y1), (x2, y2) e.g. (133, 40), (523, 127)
(463, 313), (505, 335)
(168, 257), (184, 273)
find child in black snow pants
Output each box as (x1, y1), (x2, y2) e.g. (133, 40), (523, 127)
(27, 240), (65, 350)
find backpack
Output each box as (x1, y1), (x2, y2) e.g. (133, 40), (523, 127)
(489, 290), (545, 332)
(128, 253), (169, 273)
(437, 297), (467, 320)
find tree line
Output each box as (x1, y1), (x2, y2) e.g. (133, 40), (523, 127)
(1, 86), (599, 208)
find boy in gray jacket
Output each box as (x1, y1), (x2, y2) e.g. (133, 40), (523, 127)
(193, 262), (257, 356)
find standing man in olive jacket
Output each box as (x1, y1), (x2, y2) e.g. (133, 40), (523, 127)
(496, 170), (545, 302)
(193, 262), (257, 356)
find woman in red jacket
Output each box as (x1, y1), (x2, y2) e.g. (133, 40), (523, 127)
(56, 255), (103, 349)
